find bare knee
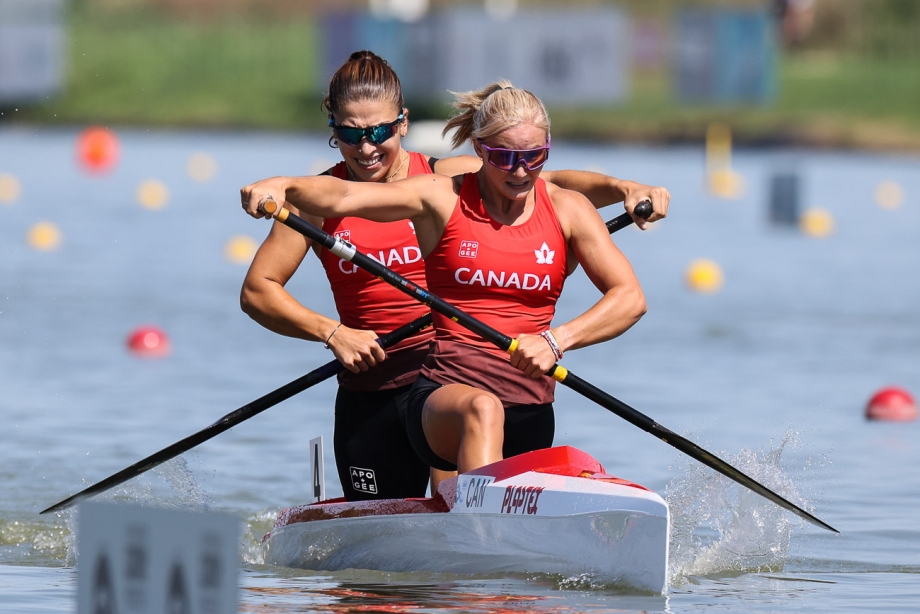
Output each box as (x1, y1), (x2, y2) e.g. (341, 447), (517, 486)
(464, 393), (504, 433)
(422, 386), (505, 472)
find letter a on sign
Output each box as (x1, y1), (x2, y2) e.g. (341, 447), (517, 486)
(92, 551), (116, 614)
(77, 502), (239, 614)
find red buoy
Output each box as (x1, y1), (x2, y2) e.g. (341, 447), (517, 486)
(126, 325), (171, 358)
(76, 126), (120, 174)
(865, 387), (917, 422)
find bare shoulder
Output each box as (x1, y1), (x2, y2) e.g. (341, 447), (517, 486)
(432, 154), (481, 176)
(386, 172), (459, 227)
(544, 180), (600, 226)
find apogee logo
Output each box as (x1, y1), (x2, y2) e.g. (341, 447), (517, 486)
(458, 240), (478, 258)
(334, 229), (351, 242)
(350, 466), (377, 494)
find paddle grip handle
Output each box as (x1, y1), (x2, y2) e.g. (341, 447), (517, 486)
(259, 198), (279, 216)
(634, 199), (653, 219)
(605, 199), (653, 234)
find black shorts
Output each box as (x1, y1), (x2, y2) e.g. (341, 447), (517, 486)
(404, 375), (555, 472)
(333, 385), (430, 501)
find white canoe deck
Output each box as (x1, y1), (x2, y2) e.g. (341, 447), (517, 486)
(264, 446), (670, 593)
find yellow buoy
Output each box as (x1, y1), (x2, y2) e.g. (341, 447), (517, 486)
(705, 122), (743, 199)
(707, 167), (744, 199)
(187, 152), (217, 183)
(874, 181), (904, 210)
(0, 173), (22, 204)
(799, 208), (835, 238)
(685, 259), (724, 293)
(224, 235), (258, 264)
(706, 122), (733, 170)
(136, 179), (170, 210)
(27, 221), (63, 251)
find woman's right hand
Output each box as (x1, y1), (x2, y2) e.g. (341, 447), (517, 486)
(326, 326), (387, 373)
(241, 177), (291, 219)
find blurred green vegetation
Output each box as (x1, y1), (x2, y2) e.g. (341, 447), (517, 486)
(17, 6), (322, 129)
(9, 0), (920, 150)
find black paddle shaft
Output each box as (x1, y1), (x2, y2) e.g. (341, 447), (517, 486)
(607, 199), (652, 233)
(263, 200), (838, 533)
(41, 313), (433, 514)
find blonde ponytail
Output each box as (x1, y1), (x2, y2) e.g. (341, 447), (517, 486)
(442, 80), (550, 149)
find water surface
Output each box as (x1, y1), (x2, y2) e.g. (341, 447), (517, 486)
(1, 127), (918, 612)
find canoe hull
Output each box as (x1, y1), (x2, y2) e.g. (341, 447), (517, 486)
(264, 446), (669, 593)
(267, 508), (667, 591)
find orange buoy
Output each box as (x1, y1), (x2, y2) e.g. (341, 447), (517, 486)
(126, 325), (171, 358)
(865, 387), (917, 422)
(76, 126), (120, 174)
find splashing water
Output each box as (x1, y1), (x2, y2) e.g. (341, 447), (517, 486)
(665, 431), (812, 585)
(241, 509), (280, 566)
(59, 456), (213, 566)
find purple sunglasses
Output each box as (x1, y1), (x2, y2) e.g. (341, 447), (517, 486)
(478, 138), (551, 171)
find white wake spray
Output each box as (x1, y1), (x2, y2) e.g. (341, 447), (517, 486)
(665, 431), (813, 585)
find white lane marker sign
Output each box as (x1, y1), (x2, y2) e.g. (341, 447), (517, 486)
(77, 502), (239, 613)
(310, 435), (325, 503)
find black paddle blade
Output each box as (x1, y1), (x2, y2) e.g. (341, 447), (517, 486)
(559, 370), (839, 533)
(39, 362), (341, 515)
(41, 314), (432, 514)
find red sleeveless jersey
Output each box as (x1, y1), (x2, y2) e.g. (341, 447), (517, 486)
(319, 152), (434, 391)
(420, 173), (568, 406)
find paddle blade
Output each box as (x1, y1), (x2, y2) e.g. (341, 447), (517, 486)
(41, 314), (433, 515)
(40, 360), (343, 515)
(559, 371), (838, 533)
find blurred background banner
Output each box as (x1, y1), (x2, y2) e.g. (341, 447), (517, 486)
(321, 7), (631, 105)
(675, 7), (777, 104)
(0, 0), (65, 104)
(3, 0), (919, 149)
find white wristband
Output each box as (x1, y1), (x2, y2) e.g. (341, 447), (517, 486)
(540, 330), (563, 361)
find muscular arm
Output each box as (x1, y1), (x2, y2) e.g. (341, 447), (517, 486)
(242, 174), (445, 223)
(240, 216), (326, 340)
(242, 173), (457, 256)
(551, 189), (646, 352)
(509, 186), (646, 378)
(239, 211), (386, 372)
(542, 169), (670, 230)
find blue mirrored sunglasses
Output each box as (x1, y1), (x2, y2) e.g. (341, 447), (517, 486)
(478, 138), (551, 171)
(329, 113), (405, 146)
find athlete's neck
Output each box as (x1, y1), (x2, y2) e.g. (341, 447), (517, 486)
(477, 173), (535, 227)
